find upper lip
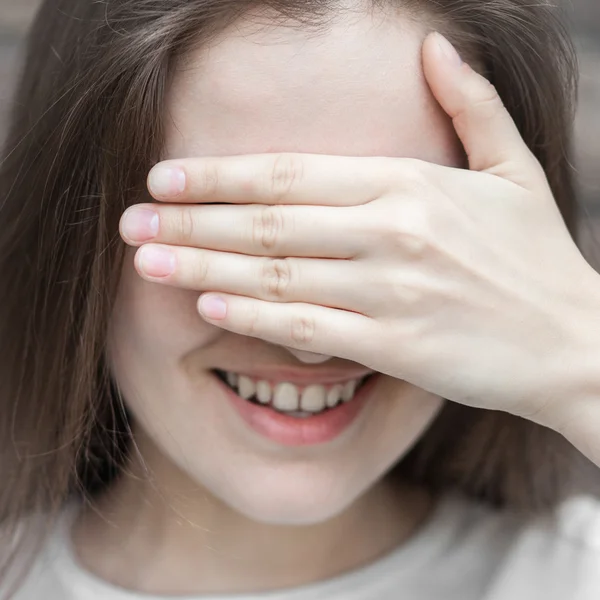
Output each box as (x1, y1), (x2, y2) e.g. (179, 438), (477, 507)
(215, 367), (375, 386)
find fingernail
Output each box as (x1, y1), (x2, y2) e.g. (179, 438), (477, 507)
(122, 208), (159, 242)
(199, 295), (228, 320)
(434, 32), (462, 67)
(148, 165), (186, 198)
(139, 245), (175, 277)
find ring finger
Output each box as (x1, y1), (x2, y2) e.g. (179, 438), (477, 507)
(134, 244), (372, 313)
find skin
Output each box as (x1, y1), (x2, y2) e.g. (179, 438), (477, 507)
(73, 8), (462, 596)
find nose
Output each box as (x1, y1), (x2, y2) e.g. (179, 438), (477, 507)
(283, 348), (333, 364)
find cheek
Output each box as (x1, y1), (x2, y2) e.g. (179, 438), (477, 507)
(367, 380), (445, 469)
(107, 252), (220, 366)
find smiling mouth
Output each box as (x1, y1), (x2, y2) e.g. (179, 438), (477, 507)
(211, 368), (374, 418)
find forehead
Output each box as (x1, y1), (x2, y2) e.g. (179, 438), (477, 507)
(164, 10), (462, 167)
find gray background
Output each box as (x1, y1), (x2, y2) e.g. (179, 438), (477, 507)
(0, 0), (599, 267)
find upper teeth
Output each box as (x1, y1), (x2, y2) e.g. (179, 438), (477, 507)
(223, 371), (367, 413)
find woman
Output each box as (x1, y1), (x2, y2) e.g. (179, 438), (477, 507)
(1, 0), (599, 598)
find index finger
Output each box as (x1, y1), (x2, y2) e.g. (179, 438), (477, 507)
(147, 153), (408, 205)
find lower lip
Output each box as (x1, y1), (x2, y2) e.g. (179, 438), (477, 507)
(212, 372), (379, 446)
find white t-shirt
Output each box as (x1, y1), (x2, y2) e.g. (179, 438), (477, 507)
(6, 492), (600, 600)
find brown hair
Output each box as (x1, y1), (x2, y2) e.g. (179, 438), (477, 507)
(0, 0), (591, 595)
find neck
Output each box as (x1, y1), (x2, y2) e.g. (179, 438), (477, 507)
(72, 451), (434, 596)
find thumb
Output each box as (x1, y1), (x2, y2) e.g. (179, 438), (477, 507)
(422, 32), (542, 184)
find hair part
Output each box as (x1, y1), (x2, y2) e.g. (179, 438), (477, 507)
(0, 0), (590, 596)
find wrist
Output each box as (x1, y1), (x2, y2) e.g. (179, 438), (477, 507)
(541, 282), (600, 466)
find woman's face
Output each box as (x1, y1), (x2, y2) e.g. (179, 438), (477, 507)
(108, 10), (462, 525)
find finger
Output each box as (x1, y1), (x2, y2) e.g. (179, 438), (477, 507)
(421, 32), (543, 184)
(196, 293), (375, 363)
(133, 244), (372, 314)
(146, 153), (400, 205)
(120, 202), (364, 259)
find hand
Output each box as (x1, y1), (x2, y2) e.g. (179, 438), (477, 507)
(119, 33), (600, 428)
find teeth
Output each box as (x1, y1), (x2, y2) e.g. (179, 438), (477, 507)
(326, 384), (344, 408)
(255, 380), (271, 404)
(342, 379), (357, 402)
(217, 370), (369, 414)
(300, 384), (327, 412)
(272, 382), (299, 412)
(237, 375), (255, 400)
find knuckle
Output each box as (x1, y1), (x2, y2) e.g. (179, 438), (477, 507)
(372, 157), (404, 189)
(190, 252), (210, 284)
(471, 82), (505, 117)
(405, 161), (432, 188)
(200, 160), (220, 197)
(246, 302), (261, 336)
(376, 161), (434, 206)
(388, 275), (425, 308)
(390, 159), (428, 187)
(290, 314), (315, 346)
(382, 202), (433, 258)
(267, 154), (304, 200)
(252, 206), (285, 252)
(261, 258), (292, 299)
(179, 209), (196, 244)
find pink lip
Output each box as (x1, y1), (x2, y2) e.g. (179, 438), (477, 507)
(212, 372), (380, 446)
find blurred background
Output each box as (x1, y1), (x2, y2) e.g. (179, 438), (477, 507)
(0, 0), (599, 265)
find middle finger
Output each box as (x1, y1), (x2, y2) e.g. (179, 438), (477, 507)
(134, 244), (370, 313)
(120, 203), (366, 259)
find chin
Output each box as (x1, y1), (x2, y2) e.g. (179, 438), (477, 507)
(232, 496), (355, 527)
(212, 468), (366, 526)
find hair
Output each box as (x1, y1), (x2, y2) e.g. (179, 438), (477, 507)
(0, 0), (593, 596)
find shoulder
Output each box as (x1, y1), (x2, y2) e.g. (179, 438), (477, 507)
(0, 505), (78, 600)
(494, 493), (600, 557)
(444, 491), (600, 548)
(470, 494), (600, 599)
(550, 494), (600, 549)
(417, 493), (600, 599)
